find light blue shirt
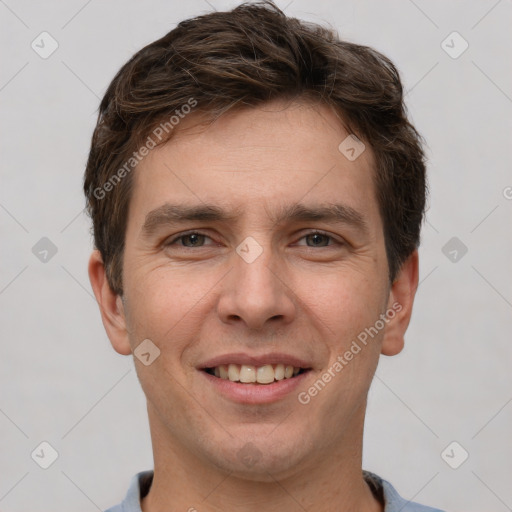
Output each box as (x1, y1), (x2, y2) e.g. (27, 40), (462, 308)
(104, 470), (445, 511)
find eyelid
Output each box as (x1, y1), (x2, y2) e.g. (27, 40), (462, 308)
(163, 230), (216, 247)
(163, 229), (343, 248)
(293, 229), (343, 246)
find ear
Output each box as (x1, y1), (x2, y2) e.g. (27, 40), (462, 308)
(88, 250), (132, 356)
(380, 250), (419, 356)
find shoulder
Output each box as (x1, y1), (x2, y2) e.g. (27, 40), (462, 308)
(103, 470), (154, 512)
(363, 471), (446, 512)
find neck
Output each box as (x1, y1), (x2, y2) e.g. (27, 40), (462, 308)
(141, 405), (382, 512)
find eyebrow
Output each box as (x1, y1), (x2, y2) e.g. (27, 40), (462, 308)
(141, 202), (369, 237)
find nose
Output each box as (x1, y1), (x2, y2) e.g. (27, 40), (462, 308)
(216, 241), (296, 332)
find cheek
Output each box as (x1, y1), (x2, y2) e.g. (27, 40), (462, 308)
(123, 263), (224, 365)
(123, 267), (197, 344)
(296, 266), (387, 343)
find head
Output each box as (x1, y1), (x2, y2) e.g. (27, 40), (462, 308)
(86, 1), (426, 482)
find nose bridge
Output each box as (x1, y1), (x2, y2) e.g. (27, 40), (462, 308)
(217, 234), (295, 329)
(235, 239), (277, 294)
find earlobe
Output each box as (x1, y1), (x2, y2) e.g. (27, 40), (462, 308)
(88, 250), (132, 356)
(380, 250), (419, 356)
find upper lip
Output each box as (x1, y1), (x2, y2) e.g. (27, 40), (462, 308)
(199, 352), (312, 369)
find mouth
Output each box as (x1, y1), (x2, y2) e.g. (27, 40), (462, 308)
(203, 364), (310, 384)
(198, 353), (313, 404)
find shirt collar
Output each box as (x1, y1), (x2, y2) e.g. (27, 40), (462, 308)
(109, 469), (443, 512)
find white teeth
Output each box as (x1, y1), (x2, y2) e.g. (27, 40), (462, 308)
(256, 364), (275, 384)
(239, 365), (256, 383)
(274, 364), (285, 380)
(210, 363), (304, 384)
(219, 364), (229, 379)
(228, 363), (240, 381)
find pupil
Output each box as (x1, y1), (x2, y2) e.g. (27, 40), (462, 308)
(309, 234), (327, 246)
(186, 234), (202, 246)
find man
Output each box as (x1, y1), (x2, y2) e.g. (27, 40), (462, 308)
(84, 1), (445, 510)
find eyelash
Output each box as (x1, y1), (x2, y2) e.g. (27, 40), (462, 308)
(164, 230), (342, 248)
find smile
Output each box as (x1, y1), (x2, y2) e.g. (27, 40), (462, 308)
(204, 364), (308, 384)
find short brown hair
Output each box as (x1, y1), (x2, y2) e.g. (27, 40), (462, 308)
(84, 0), (427, 296)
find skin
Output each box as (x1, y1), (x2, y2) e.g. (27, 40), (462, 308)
(89, 99), (419, 512)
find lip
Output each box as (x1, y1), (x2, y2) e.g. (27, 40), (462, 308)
(200, 368), (311, 404)
(199, 352), (311, 370)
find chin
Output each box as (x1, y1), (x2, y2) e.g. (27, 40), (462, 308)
(202, 430), (311, 481)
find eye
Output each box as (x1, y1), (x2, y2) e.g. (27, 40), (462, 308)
(296, 231), (340, 248)
(163, 230), (342, 250)
(165, 231), (213, 248)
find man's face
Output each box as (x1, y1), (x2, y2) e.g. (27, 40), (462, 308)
(108, 100), (402, 479)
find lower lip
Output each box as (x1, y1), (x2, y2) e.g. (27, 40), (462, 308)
(200, 370), (311, 404)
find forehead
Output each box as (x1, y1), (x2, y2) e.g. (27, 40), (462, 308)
(128, 100), (381, 234)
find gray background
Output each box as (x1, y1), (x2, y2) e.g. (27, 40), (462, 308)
(1, 0), (511, 510)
